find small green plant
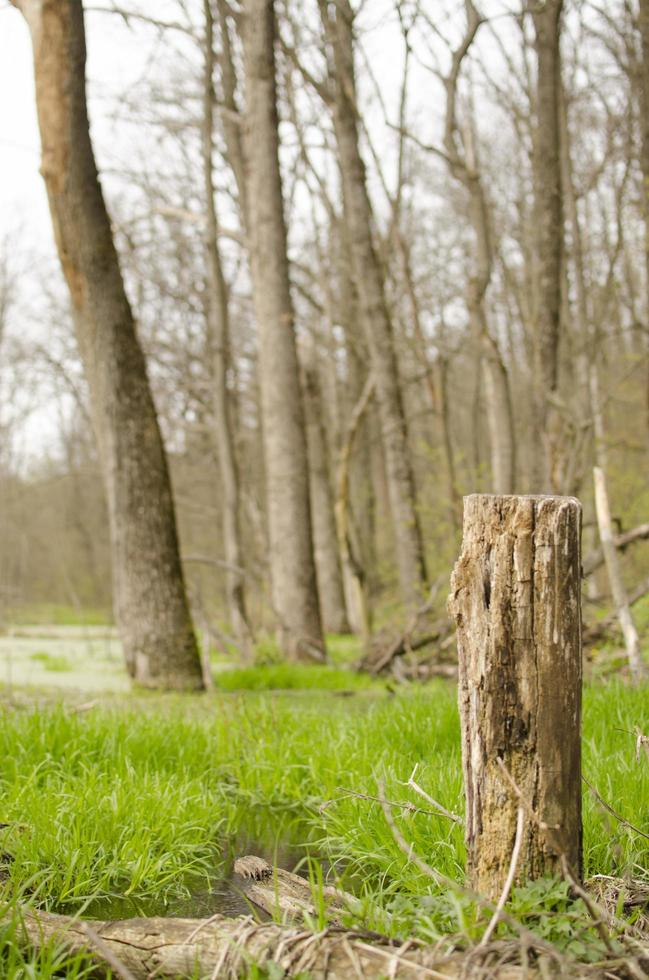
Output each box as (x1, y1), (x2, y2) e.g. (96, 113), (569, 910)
(252, 633), (285, 666)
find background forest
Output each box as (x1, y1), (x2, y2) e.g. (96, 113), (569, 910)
(1, 0), (649, 671)
(6, 3), (649, 977)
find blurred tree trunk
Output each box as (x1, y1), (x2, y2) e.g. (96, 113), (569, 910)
(439, 2), (516, 495)
(302, 352), (351, 634)
(319, 0), (428, 610)
(240, 0), (325, 660)
(202, 0), (254, 660)
(638, 0), (649, 440)
(337, 226), (376, 631)
(215, 0), (248, 223)
(12, 0), (203, 689)
(530, 0), (565, 490)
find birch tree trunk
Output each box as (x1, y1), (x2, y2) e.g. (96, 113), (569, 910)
(593, 468), (646, 682)
(203, 0), (253, 659)
(449, 494), (582, 899)
(11, 0), (203, 689)
(240, 0), (325, 660)
(320, 0), (428, 609)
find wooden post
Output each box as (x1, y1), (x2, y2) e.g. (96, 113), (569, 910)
(448, 494), (582, 899)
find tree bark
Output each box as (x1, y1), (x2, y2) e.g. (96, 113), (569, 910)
(302, 352), (351, 634)
(12, 0), (203, 689)
(449, 494), (582, 899)
(530, 0), (565, 491)
(240, 0), (325, 660)
(320, 0), (428, 610)
(203, 0), (254, 660)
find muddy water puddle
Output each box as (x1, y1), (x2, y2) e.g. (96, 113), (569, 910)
(76, 833), (350, 922)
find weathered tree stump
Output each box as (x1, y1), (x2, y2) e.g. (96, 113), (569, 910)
(448, 494), (582, 899)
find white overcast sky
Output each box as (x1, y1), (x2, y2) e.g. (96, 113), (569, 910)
(0, 1), (519, 238)
(0, 2), (184, 245)
(0, 0), (526, 461)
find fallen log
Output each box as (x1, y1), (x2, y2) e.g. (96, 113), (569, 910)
(583, 575), (649, 645)
(2, 900), (466, 978)
(582, 522), (649, 577)
(1, 854), (620, 977)
(357, 580), (453, 676)
(234, 854), (358, 924)
(2, 902), (586, 978)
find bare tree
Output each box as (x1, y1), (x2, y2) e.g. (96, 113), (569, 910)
(317, 0), (428, 610)
(239, 0), (325, 660)
(203, 0), (254, 658)
(530, 0), (565, 490)
(433, 0), (516, 494)
(10, 0), (203, 689)
(301, 345), (350, 634)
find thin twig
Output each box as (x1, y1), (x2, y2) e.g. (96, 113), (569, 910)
(80, 922), (139, 980)
(496, 762), (618, 956)
(583, 776), (649, 841)
(376, 779), (570, 965)
(320, 786), (458, 822)
(479, 806), (525, 946)
(559, 856), (617, 956)
(377, 778), (445, 884)
(400, 764), (463, 824)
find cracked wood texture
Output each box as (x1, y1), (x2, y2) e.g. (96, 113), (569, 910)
(4, 907), (475, 979)
(449, 494), (582, 899)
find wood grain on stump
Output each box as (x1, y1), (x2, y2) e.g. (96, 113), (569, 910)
(448, 494), (582, 899)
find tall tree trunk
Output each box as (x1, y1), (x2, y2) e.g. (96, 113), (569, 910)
(530, 0), (565, 490)
(320, 0), (428, 609)
(302, 353), (351, 634)
(438, 2), (517, 495)
(215, 0), (248, 224)
(12, 0), (203, 689)
(337, 224), (376, 631)
(203, 0), (254, 660)
(638, 0), (649, 442)
(240, 0), (325, 660)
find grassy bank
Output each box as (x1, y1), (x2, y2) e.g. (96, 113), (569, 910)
(1, 681), (649, 975)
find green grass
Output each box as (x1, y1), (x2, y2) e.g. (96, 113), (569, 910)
(29, 652), (73, 673)
(4, 605), (112, 627)
(1, 681), (649, 975)
(214, 662), (375, 691)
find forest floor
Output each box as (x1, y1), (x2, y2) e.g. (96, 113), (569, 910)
(1, 639), (649, 977)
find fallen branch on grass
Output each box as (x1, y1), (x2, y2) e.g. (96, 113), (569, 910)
(583, 575), (649, 645)
(357, 580), (453, 676)
(583, 522), (649, 577)
(5, 849), (647, 977)
(1, 894), (470, 978)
